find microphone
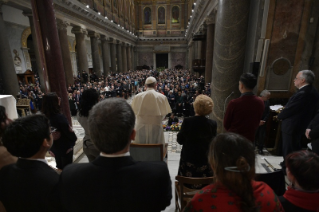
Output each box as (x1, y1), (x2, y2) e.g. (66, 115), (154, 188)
(223, 91), (234, 116)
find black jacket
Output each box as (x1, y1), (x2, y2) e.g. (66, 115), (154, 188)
(0, 159), (59, 212)
(278, 85), (319, 134)
(54, 156), (172, 212)
(177, 116), (217, 164)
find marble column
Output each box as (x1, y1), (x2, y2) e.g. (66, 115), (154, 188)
(32, 0), (71, 124)
(132, 46), (135, 70)
(116, 41), (123, 72)
(109, 39), (117, 73)
(71, 26), (88, 74)
(153, 53), (156, 70)
(0, 2), (19, 96)
(57, 20), (74, 86)
(122, 43), (127, 72)
(168, 52), (171, 69)
(126, 45), (131, 70)
(23, 12), (46, 91)
(205, 16), (216, 85)
(188, 43), (193, 72)
(210, 0), (251, 133)
(100, 35), (110, 76)
(88, 31), (101, 77)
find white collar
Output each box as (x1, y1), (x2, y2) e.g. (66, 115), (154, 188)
(100, 152), (130, 158)
(22, 158), (48, 164)
(298, 84), (309, 90)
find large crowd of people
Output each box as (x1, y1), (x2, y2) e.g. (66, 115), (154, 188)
(0, 68), (318, 211)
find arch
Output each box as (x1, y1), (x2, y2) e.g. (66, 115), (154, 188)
(21, 27), (31, 48)
(158, 6), (165, 24)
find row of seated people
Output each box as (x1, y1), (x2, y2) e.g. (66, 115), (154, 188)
(0, 98), (319, 211)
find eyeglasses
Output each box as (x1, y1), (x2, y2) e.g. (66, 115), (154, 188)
(50, 127), (57, 133)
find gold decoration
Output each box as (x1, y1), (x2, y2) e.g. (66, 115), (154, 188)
(21, 27), (31, 48)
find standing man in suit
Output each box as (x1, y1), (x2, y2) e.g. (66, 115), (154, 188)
(0, 115), (59, 212)
(54, 98), (172, 212)
(224, 73), (264, 142)
(278, 70), (319, 169)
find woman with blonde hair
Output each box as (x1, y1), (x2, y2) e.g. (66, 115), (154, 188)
(185, 133), (283, 212)
(177, 95), (217, 188)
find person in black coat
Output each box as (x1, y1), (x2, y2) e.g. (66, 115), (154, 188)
(0, 115), (59, 212)
(306, 109), (319, 155)
(278, 70), (319, 170)
(177, 95), (217, 188)
(42, 93), (77, 170)
(53, 98), (172, 212)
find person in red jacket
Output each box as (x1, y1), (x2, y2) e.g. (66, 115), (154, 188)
(224, 73), (264, 142)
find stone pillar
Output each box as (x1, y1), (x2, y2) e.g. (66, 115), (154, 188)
(100, 35), (110, 76)
(116, 40), (123, 72)
(132, 46), (135, 70)
(71, 26), (89, 74)
(126, 45), (131, 70)
(153, 52), (156, 70)
(0, 2), (19, 96)
(210, 0), (251, 133)
(188, 43), (193, 72)
(109, 39), (117, 73)
(168, 52), (171, 69)
(122, 43), (127, 72)
(31, 0), (71, 123)
(127, 45), (132, 70)
(205, 15), (216, 85)
(88, 31), (101, 77)
(23, 12), (46, 91)
(57, 20), (74, 86)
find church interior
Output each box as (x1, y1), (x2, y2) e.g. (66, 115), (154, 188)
(0, 0), (319, 211)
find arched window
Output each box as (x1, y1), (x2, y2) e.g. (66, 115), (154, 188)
(158, 7), (165, 24)
(172, 6), (179, 23)
(144, 7), (152, 24)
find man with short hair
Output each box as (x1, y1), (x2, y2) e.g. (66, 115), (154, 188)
(224, 73), (264, 142)
(255, 90), (271, 155)
(55, 98), (172, 212)
(131, 77), (172, 144)
(278, 70), (319, 168)
(0, 115), (59, 212)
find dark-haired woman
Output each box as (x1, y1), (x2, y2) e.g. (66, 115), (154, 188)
(77, 89), (100, 162)
(185, 133), (283, 212)
(279, 151), (319, 212)
(42, 93), (77, 170)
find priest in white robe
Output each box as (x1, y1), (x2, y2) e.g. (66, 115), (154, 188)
(131, 77), (172, 145)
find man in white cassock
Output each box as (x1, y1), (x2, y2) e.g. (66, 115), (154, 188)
(131, 76), (172, 145)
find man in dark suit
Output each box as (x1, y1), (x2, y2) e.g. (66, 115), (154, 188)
(54, 98), (172, 212)
(224, 73), (264, 142)
(278, 70), (319, 168)
(0, 115), (59, 212)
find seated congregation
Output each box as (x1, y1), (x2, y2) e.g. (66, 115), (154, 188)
(0, 72), (318, 212)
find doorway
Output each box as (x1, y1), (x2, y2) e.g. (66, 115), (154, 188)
(156, 53), (168, 69)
